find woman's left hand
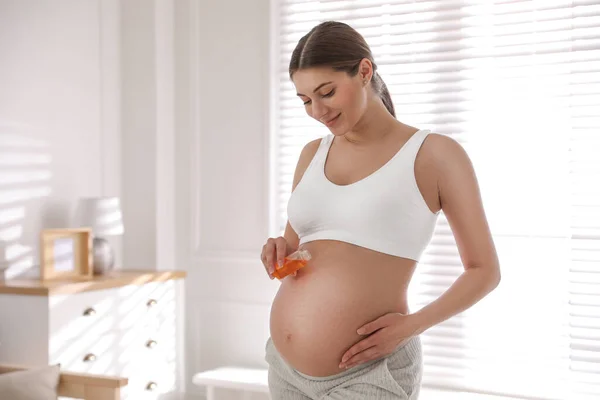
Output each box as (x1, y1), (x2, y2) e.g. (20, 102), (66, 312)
(339, 312), (421, 369)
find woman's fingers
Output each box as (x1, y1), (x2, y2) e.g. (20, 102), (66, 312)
(262, 236), (290, 280)
(275, 237), (287, 267)
(266, 239), (276, 273)
(263, 239), (276, 276)
(260, 249), (273, 279)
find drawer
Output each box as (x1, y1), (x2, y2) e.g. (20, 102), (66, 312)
(122, 373), (176, 400)
(118, 351), (177, 400)
(113, 330), (176, 400)
(115, 326), (176, 374)
(50, 281), (177, 342)
(51, 327), (176, 379)
(114, 281), (177, 332)
(49, 288), (119, 341)
(51, 332), (119, 375)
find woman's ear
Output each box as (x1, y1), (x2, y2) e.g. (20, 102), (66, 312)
(358, 58), (374, 85)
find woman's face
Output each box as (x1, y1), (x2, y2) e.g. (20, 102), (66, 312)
(292, 65), (370, 135)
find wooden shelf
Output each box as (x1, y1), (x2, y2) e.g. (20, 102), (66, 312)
(0, 270), (186, 296)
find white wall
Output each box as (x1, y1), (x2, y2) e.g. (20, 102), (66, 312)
(174, 0), (275, 398)
(0, 0), (121, 277)
(0, 0), (177, 276)
(1, 1), (275, 397)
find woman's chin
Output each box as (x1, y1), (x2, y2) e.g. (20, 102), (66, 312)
(329, 125), (348, 135)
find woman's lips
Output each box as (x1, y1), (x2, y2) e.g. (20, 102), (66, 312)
(324, 114), (341, 127)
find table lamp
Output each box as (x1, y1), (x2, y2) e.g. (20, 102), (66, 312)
(74, 197), (124, 275)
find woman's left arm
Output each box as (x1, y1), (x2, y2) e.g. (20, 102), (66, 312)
(410, 134), (501, 333)
(340, 135), (501, 369)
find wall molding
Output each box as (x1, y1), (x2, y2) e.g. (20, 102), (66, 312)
(175, 1), (276, 387)
(187, 0), (273, 261)
(268, 0), (282, 238)
(188, 0), (202, 260)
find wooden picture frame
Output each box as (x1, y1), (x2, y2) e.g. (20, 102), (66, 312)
(40, 228), (93, 280)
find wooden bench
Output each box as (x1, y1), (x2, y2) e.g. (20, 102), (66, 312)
(0, 363), (128, 400)
(192, 367), (269, 399)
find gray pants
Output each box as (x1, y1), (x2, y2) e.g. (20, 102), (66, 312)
(264, 336), (422, 399)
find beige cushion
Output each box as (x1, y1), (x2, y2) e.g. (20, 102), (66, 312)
(0, 364), (60, 400)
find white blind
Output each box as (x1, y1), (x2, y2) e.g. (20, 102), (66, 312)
(272, 1), (600, 399)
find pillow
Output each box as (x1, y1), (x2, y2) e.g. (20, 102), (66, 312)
(0, 364), (60, 400)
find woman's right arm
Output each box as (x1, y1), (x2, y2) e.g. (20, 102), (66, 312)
(261, 138), (322, 278)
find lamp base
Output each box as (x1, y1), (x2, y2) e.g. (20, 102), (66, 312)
(92, 237), (115, 275)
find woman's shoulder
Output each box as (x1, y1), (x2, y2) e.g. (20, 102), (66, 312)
(291, 136), (327, 189)
(415, 132), (473, 182)
(419, 132), (477, 188)
(301, 133), (335, 161)
(302, 136), (324, 155)
(421, 132), (468, 164)
(297, 137), (324, 165)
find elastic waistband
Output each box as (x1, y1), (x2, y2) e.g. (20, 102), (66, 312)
(293, 335), (422, 382)
(294, 356), (378, 381)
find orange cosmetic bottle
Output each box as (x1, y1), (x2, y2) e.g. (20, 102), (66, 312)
(272, 249), (312, 280)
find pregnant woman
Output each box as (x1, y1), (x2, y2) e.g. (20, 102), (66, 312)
(261, 21), (501, 399)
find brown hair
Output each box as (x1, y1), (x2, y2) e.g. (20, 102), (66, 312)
(289, 21), (395, 118)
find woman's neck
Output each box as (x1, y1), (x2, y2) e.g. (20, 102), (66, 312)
(343, 98), (401, 145)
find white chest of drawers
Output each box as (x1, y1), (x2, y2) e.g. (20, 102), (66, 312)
(0, 270), (186, 399)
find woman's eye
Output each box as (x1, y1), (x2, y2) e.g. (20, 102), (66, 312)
(301, 89), (334, 105)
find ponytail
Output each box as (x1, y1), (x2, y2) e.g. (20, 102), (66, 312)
(374, 72), (395, 118)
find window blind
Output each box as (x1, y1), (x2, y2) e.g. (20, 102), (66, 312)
(271, 1), (600, 399)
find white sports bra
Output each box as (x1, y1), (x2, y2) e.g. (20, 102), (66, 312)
(287, 129), (439, 262)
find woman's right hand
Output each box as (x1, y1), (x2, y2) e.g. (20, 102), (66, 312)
(261, 236), (290, 279)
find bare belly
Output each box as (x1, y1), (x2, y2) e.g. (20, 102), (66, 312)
(269, 240), (417, 377)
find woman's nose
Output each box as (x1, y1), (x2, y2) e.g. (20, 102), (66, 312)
(311, 101), (328, 120)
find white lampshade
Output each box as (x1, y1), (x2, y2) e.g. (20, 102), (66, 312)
(75, 197), (124, 236)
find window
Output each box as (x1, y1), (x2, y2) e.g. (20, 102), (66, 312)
(271, 1), (600, 399)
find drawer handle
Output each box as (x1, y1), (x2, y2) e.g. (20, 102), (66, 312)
(146, 340), (158, 349)
(146, 381), (157, 391)
(83, 353), (97, 362)
(83, 308), (96, 316)
(147, 299), (157, 308)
